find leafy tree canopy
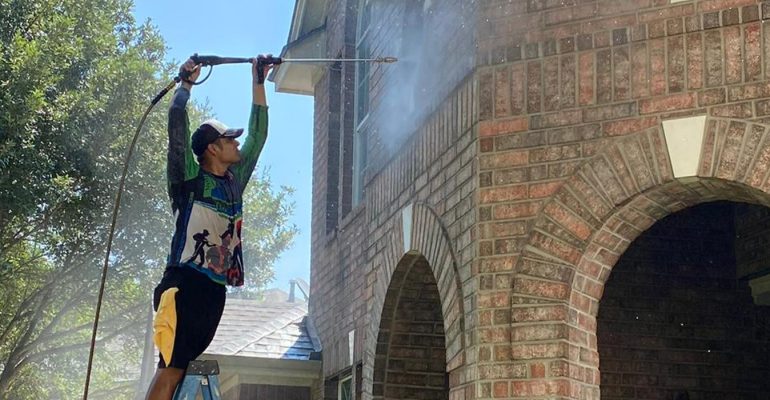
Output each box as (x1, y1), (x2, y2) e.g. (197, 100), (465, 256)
(0, 1), (296, 398)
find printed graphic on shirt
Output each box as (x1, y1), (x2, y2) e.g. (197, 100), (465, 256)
(179, 201), (244, 285)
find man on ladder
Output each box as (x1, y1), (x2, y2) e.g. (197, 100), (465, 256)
(144, 55), (275, 400)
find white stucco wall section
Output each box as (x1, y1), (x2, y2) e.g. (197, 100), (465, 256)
(662, 116), (707, 178)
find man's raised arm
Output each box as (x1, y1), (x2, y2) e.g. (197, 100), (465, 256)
(233, 55), (275, 188)
(167, 59), (201, 199)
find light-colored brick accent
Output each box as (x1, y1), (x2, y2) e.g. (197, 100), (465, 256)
(662, 115), (707, 177)
(401, 204), (413, 253)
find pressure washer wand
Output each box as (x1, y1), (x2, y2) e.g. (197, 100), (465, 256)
(189, 54), (398, 66)
(184, 54), (398, 83)
(282, 57), (399, 63)
(186, 54), (398, 84)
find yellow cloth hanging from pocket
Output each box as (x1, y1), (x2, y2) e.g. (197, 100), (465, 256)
(153, 287), (179, 365)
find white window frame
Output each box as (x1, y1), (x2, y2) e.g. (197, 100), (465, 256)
(352, 0), (371, 207)
(338, 375), (353, 400)
(355, 0), (371, 126)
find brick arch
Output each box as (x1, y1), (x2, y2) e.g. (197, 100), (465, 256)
(511, 118), (770, 399)
(361, 202), (468, 400)
(371, 254), (448, 400)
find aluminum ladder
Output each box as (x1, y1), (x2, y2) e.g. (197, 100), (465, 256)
(173, 360), (221, 400)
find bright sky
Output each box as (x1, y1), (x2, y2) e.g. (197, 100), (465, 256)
(132, 1), (313, 292)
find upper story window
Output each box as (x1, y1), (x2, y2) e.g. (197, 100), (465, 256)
(355, 0), (371, 125)
(352, 0), (372, 207)
(401, 0), (426, 117)
(372, 0), (428, 147)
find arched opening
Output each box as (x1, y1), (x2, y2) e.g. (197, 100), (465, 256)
(597, 201), (770, 399)
(509, 117), (770, 399)
(373, 254), (448, 400)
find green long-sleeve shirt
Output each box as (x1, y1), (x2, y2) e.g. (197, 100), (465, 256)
(165, 87), (268, 286)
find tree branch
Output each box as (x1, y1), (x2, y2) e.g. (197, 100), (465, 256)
(17, 298), (143, 360)
(87, 380), (136, 399)
(0, 202), (63, 255)
(26, 320), (136, 363)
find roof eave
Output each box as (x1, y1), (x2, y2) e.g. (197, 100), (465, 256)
(201, 354), (322, 392)
(270, 0), (328, 95)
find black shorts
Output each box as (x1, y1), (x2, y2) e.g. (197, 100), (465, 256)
(152, 267), (226, 370)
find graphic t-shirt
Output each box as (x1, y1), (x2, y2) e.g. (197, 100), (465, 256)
(165, 87), (268, 286)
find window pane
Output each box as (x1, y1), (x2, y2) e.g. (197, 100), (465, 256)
(339, 377), (352, 400)
(356, 38), (369, 123)
(360, 1), (370, 34)
(353, 0), (371, 207)
(352, 128), (366, 207)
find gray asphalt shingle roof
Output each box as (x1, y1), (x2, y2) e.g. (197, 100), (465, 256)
(206, 298), (319, 360)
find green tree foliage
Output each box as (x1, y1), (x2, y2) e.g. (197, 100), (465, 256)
(234, 171), (298, 299)
(0, 0), (296, 398)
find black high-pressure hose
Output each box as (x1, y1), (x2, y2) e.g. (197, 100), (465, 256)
(81, 53), (396, 399)
(81, 75), (180, 400)
(82, 56), (259, 399)
(81, 62), (206, 400)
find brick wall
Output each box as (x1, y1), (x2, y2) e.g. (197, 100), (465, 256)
(307, 0), (770, 399)
(476, 1), (770, 398)
(310, 0), (477, 389)
(309, 0), (357, 378)
(363, 1), (476, 175)
(734, 203), (770, 279)
(598, 202), (770, 399)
